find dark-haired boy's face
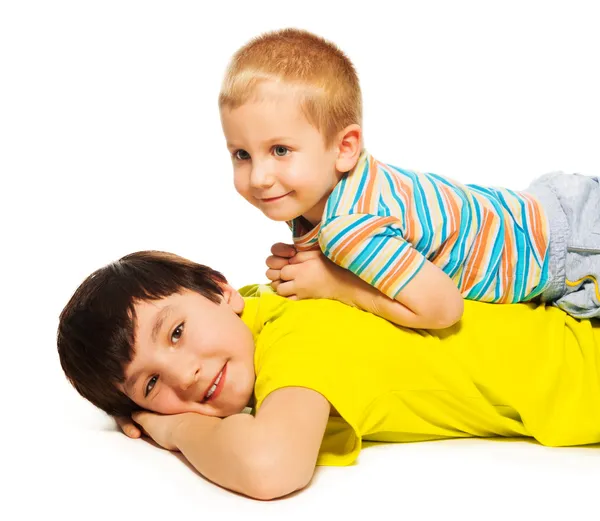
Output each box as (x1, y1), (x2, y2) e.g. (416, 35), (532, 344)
(120, 286), (255, 417)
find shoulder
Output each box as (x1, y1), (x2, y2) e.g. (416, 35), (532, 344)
(324, 151), (391, 218)
(239, 283), (276, 298)
(256, 297), (400, 358)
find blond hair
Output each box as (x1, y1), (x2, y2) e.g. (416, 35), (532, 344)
(219, 28), (362, 146)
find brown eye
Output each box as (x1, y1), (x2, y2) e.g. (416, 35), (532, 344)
(234, 150), (250, 160)
(171, 322), (184, 343)
(145, 375), (159, 397)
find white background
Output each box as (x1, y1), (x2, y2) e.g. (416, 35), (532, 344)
(2, 1), (600, 519)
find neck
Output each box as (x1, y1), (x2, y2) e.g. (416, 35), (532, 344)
(302, 196), (328, 226)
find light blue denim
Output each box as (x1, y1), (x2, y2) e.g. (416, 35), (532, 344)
(526, 171), (600, 319)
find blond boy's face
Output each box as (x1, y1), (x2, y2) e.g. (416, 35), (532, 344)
(220, 81), (342, 225)
(120, 287), (255, 418)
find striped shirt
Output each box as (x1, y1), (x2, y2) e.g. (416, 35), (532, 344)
(288, 151), (551, 303)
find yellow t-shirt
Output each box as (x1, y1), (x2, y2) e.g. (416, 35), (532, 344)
(239, 285), (600, 466)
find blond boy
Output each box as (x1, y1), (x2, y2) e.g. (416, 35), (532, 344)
(219, 28), (600, 328)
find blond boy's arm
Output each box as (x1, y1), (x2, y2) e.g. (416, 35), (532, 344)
(170, 387), (330, 500)
(314, 215), (464, 329)
(275, 248), (463, 329)
(336, 258), (464, 329)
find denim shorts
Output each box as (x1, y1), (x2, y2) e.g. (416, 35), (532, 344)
(526, 171), (600, 319)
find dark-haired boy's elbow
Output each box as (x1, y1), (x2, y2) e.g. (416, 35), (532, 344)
(241, 450), (312, 500)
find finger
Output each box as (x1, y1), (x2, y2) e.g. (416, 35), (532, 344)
(271, 243), (297, 258)
(265, 255), (290, 270)
(266, 268), (281, 282)
(116, 416), (141, 438)
(132, 411), (149, 425)
(288, 250), (322, 264)
(270, 279), (281, 291)
(279, 264), (296, 282)
(276, 280), (296, 297)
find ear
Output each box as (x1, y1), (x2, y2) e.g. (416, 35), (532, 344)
(334, 124), (363, 173)
(220, 284), (245, 315)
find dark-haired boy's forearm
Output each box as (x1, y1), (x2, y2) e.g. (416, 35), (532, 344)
(172, 413), (297, 500)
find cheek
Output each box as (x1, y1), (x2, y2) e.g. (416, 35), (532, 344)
(150, 389), (189, 414)
(233, 168), (251, 197)
(288, 159), (327, 191)
(282, 157), (309, 183)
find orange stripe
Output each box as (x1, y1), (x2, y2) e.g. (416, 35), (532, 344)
(358, 155), (378, 214)
(429, 184), (460, 265)
(330, 216), (397, 264)
(527, 196), (547, 260)
(384, 165), (414, 240)
(461, 207), (496, 293)
(379, 248), (421, 295)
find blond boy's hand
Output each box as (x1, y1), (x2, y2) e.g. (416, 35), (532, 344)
(266, 243), (296, 290)
(274, 249), (355, 302)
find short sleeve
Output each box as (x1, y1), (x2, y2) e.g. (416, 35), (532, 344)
(253, 332), (362, 466)
(319, 213), (427, 299)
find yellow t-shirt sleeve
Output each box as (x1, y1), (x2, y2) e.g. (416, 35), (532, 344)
(254, 326), (361, 466)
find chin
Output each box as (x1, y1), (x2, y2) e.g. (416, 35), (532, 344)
(220, 401), (249, 417)
(261, 208), (302, 222)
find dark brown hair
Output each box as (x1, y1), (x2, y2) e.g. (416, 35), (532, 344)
(57, 251), (227, 416)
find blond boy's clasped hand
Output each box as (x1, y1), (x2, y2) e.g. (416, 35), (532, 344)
(266, 242), (356, 304)
(265, 242), (297, 291)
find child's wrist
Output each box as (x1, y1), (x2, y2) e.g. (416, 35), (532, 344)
(172, 413), (220, 449)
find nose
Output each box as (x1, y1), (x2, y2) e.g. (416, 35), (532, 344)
(178, 367), (200, 391)
(162, 356), (201, 392)
(250, 160), (275, 190)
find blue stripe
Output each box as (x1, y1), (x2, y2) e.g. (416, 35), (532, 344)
(467, 223), (504, 300)
(325, 175), (347, 221)
(442, 184), (473, 278)
(426, 174), (449, 242)
(381, 168), (406, 217)
(388, 165), (434, 253)
(372, 241), (410, 286)
(320, 214), (372, 256)
(351, 234), (388, 275)
(517, 194), (543, 266)
(350, 160), (370, 209)
(523, 249), (550, 299)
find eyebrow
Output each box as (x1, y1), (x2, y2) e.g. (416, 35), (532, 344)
(226, 137), (295, 150)
(124, 305), (173, 397)
(124, 369), (142, 397)
(151, 305), (173, 343)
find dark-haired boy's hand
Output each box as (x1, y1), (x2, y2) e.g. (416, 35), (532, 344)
(115, 416), (142, 439)
(131, 411), (195, 451)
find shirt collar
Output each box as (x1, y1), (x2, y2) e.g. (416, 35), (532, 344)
(286, 149), (371, 249)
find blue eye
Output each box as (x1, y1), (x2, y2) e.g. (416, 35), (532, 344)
(171, 322), (184, 343)
(145, 375), (158, 397)
(273, 146), (289, 157)
(234, 150), (250, 161)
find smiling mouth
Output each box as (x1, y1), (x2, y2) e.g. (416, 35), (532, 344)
(202, 364), (227, 403)
(259, 192), (291, 203)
